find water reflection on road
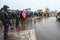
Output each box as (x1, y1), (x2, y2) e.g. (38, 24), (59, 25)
(0, 17), (60, 40)
(25, 17), (60, 40)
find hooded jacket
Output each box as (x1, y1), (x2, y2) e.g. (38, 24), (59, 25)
(0, 5), (11, 25)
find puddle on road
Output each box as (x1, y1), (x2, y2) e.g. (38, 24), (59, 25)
(25, 17), (60, 40)
(0, 17), (60, 40)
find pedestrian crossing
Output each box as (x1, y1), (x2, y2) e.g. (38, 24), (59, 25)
(0, 29), (36, 40)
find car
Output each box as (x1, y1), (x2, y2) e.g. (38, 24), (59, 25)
(56, 12), (60, 20)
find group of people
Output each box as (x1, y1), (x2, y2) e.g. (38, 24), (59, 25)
(0, 5), (26, 40)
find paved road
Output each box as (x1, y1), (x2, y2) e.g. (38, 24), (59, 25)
(25, 17), (60, 40)
(0, 17), (60, 40)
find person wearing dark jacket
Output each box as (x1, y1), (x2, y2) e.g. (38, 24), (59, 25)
(16, 10), (20, 27)
(20, 11), (23, 24)
(0, 5), (11, 40)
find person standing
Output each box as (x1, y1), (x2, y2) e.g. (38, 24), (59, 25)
(16, 10), (20, 27)
(0, 5), (11, 40)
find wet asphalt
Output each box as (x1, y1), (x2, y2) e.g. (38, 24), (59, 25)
(0, 17), (60, 40)
(25, 17), (60, 40)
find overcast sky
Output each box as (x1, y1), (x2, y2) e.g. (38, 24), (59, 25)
(0, 0), (60, 11)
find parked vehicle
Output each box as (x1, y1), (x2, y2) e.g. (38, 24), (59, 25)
(56, 12), (60, 20)
(25, 10), (33, 17)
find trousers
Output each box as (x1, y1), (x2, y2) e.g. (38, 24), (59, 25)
(4, 24), (9, 39)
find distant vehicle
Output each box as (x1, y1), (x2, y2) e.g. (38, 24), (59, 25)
(25, 10), (33, 17)
(56, 12), (60, 20)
